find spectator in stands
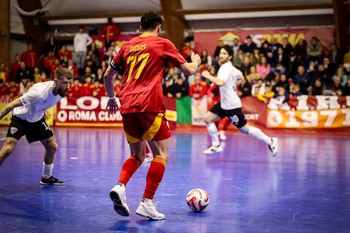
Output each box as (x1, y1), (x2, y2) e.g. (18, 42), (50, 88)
(233, 48), (244, 68)
(270, 38), (282, 57)
(67, 59), (78, 78)
(250, 48), (261, 66)
(58, 45), (73, 61)
(239, 56), (251, 77)
(19, 77), (32, 96)
(44, 34), (60, 57)
(68, 78), (84, 101)
(281, 37), (293, 58)
(100, 60), (108, 75)
(310, 78), (324, 96)
(83, 66), (96, 83)
(20, 43), (39, 72)
(332, 76), (343, 95)
(90, 42), (102, 64)
(315, 63), (334, 91)
(43, 51), (57, 75)
(200, 49), (212, 68)
(257, 83), (275, 103)
(343, 47), (350, 74)
(307, 36), (323, 64)
(328, 43), (342, 67)
(246, 65), (261, 85)
(189, 72), (208, 100)
(322, 57), (337, 77)
(181, 40), (195, 63)
(256, 56), (271, 80)
(0, 79), (8, 95)
(293, 65), (310, 95)
(343, 79), (350, 96)
(294, 39), (307, 65)
(260, 40), (272, 58)
(96, 68), (104, 83)
(237, 77), (252, 97)
(50, 59), (62, 79)
(39, 70), (49, 82)
(285, 52), (301, 81)
(290, 82), (303, 96)
(163, 76), (174, 97)
(273, 73), (289, 93)
(273, 85), (289, 104)
(11, 54), (21, 81)
(333, 67), (348, 87)
(7, 80), (20, 98)
(172, 74), (189, 99)
(0, 63), (10, 83)
(33, 67), (41, 83)
(74, 25), (93, 74)
(60, 55), (69, 68)
(240, 35), (257, 54)
(251, 79), (265, 96)
(101, 17), (120, 52)
(232, 38), (241, 57)
(16, 61), (32, 83)
(275, 47), (288, 68)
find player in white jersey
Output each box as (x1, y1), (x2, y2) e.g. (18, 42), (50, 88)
(201, 45), (278, 156)
(0, 68), (73, 185)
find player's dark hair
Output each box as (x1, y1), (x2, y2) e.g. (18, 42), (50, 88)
(54, 68), (74, 80)
(222, 45), (233, 57)
(141, 11), (163, 31)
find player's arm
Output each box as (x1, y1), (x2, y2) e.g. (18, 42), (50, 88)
(179, 52), (201, 76)
(0, 98), (23, 119)
(103, 66), (118, 99)
(201, 71), (225, 86)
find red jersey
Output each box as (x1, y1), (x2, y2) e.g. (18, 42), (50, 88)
(111, 34), (186, 114)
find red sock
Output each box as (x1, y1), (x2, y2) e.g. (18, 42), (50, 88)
(118, 154), (141, 185)
(144, 156), (166, 199)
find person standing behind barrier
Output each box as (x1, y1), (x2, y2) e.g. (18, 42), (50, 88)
(74, 26), (93, 75)
(101, 17), (120, 52)
(103, 11), (201, 220)
(0, 68), (73, 185)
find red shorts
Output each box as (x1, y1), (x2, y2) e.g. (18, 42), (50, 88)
(122, 112), (171, 143)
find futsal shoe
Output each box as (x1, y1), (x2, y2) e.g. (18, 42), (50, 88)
(136, 199), (165, 220)
(203, 144), (223, 154)
(109, 183), (130, 217)
(40, 176), (64, 186)
(269, 137), (278, 157)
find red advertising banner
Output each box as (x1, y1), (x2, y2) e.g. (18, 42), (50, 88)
(194, 28), (334, 56)
(267, 95), (350, 128)
(55, 96), (123, 127)
(241, 96), (267, 128)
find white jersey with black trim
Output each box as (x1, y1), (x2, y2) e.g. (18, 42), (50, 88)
(217, 61), (243, 110)
(13, 81), (62, 122)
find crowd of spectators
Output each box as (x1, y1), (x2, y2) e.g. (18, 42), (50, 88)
(1, 26), (350, 108)
(164, 35), (350, 108)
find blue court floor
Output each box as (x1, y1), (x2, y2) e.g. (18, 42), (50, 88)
(0, 127), (349, 233)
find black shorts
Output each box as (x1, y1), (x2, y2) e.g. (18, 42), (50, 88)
(6, 116), (54, 143)
(209, 102), (247, 128)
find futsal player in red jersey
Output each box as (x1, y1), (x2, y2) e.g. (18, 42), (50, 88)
(103, 11), (201, 220)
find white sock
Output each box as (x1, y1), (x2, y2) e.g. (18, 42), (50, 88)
(142, 197), (152, 203)
(206, 123), (220, 146)
(42, 162), (53, 178)
(248, 126), (271, 144)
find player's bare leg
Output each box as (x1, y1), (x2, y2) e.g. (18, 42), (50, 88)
(239, 123), (278, 157)
(135, 139), (168, 220)
(0, 137), (18, 165)
(39, 136), (63, 185)
(203, 111), (223, 154)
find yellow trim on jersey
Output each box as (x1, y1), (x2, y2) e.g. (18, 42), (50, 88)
(140, 33), (154, 38)
(143, 113), (163, 141)
(125, 131), (141, 144)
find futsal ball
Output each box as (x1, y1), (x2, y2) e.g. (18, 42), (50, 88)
(186, 188), (209, 212)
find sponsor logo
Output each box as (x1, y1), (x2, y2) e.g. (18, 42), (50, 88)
(10, 127), (18, 134)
